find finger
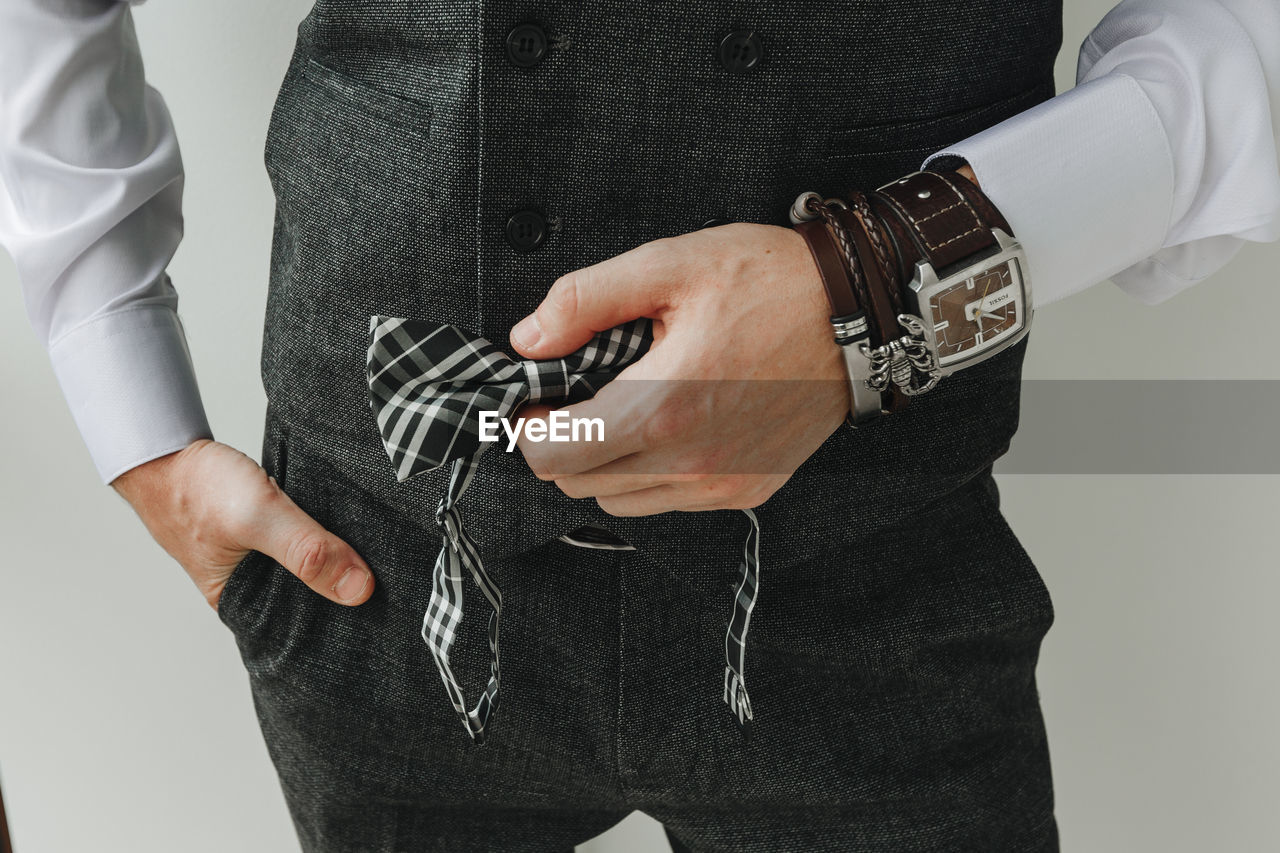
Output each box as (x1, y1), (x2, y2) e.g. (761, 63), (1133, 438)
(253, 484), (375, 606)
(596, 484), (693, 517)
(515, 383), (650, 479)
(555, 463), (669, 499)
(510, 239), (679, 358)
(596, 473), (777, 516)
(553, 451), (708, 499)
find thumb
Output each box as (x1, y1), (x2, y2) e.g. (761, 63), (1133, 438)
(255, 489), (375, 606)
(511, 241), (676, 358)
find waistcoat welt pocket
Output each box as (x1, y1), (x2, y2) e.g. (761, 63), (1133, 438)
(822, 81), (1054, 162)
(300, 58), (433, 136)
(261, 48), (478, 437)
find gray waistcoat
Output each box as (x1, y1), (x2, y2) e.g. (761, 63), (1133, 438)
(255, 0), (1061, 560)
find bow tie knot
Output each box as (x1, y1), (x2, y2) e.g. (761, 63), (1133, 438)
(521, 358), (572, 404)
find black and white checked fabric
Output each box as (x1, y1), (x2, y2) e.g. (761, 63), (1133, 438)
(725, 508), (760, 735)
(366, 313), (761, 742)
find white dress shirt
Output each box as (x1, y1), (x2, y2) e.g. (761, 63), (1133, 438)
(2, 0), (1278, 485)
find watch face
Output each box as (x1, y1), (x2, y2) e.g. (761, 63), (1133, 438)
(926, 258), (1026, 367)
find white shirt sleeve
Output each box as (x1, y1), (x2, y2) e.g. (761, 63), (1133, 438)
(0, 0), (212, 486)
(922, 0), (1280, 309)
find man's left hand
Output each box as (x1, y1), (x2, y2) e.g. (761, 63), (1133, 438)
(508, 222), (849, 517)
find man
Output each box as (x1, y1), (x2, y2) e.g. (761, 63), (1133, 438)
(2, 0), (1277, 850)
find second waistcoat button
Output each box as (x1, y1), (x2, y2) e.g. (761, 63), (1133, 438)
(505, 209), (548, 252)
(506, 22), (549, 68)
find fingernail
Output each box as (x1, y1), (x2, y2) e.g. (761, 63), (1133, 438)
(335, 567), (370, 602)
(512, 314), (541, 349)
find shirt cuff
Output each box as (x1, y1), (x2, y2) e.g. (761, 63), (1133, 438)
(47, 301), (214, 485)
(920, 72), (1176, 309)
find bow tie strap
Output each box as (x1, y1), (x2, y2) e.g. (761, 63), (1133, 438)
(423, 456), (502, 743)
(724, 508), (761, 738)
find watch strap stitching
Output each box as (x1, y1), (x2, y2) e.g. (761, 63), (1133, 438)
(866, 191), (919, 286)
(946, 169), (1015, 235)
(873, 187), (931, 251)
(914, 199), (964, 226)
(875, 171), (997, 269)
(881, 179), (984, 253)
(928, 225), (984, 252)
(931, 170), (986, 237)
(869, 188), (934, 273)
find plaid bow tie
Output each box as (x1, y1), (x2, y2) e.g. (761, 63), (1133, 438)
(365, 313), (761, 744)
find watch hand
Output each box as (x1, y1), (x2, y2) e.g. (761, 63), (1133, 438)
(970, 274), (998, 333)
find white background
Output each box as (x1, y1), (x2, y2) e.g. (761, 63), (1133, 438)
(2, 1), (1278, 850)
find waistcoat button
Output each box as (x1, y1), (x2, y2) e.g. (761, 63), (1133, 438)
(716, 29), (764, 75)
(505, 209), (548, 252)
(506, 22), (549, 67)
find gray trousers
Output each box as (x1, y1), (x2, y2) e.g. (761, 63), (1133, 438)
(218, 387), (1056, 852)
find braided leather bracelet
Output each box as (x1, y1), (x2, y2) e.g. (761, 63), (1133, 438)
(846, 191), (902, 317)
(791, 188), (913, 417)
(797, 194), (875, 322)
(835, 194), (911, 414)
(791, 198), (886, 424)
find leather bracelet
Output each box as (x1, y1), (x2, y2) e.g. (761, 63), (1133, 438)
(793, 216), (860, 318)
(846, 191), (902, 317)
(865, 191), (916, 292)
(791, 201), (886, 424)
(796, 195), (876, 326)
(831, 201), (910, 414)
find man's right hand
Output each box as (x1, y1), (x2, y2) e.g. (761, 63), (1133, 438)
(109, 438), (375, 612)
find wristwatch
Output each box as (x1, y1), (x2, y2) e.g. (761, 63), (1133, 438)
(790, 168), (1032, 423)
(865, 169), (1033, 392)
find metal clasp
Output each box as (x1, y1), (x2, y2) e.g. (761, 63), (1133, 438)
(789, 190), (847, 225)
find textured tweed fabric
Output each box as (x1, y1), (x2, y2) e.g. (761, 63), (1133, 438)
(217, 0), (1063, 849)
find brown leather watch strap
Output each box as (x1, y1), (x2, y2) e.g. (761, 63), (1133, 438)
(871, 170), (1011, 277)
(950, 170), (1012, 235)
